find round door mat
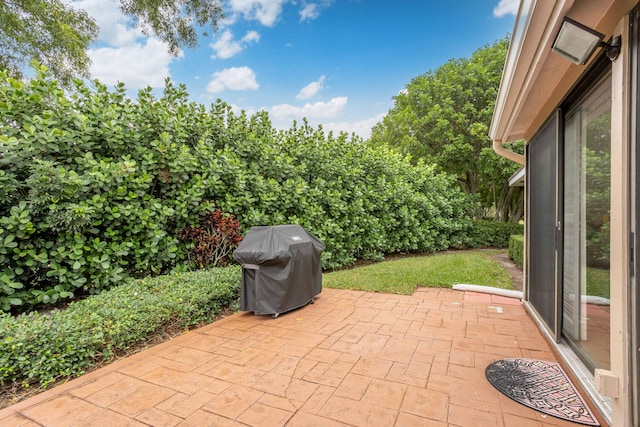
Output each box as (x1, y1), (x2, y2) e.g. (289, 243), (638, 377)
(485, 358), (599, 426)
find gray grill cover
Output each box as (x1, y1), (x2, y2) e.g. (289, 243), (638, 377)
(233, 225), (325, 316)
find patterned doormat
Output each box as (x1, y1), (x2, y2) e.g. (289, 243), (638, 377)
(485, 358), (600, 426)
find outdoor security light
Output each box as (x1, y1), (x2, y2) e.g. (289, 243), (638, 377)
(552, 17), (621, 64)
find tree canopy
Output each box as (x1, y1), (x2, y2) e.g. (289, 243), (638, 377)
(0, 0), (222, 85)
(369, 37), (524, 222)
(0, 0), (99, 85)
(119, 0), (223, 55)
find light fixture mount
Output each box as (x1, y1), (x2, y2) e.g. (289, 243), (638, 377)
(602, 35), (622, 61)
(552, 17), (621, 65)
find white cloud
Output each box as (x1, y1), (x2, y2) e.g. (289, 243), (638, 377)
(322, 113), (386, 139)
(88, 38), (179, 88)
(300, 3), (319, 21)
(206, 67), (259, 93)
(296, 75), (326, 100)
(242, 31), (261, 43)
(227, 0), (288, 26)
(72, 0), (142, 47)
(493, 0), (519, 17)
(299, 1), (333, 22)
(270, 96), (348, 121)
(229, 104), (259, 116)
(269, 108), (384, 139)
(210, 30), (261, 59)
(70, 0), (182, 88)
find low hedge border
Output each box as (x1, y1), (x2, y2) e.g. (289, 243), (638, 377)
(465, 220), (525, 249)
(508, 235), (524, 268)
(0, 267), (241, 390)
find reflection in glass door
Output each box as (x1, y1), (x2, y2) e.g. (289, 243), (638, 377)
(562, 73), (611, 371)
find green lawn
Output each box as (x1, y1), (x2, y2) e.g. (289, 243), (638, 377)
(323, 250), (514, 295)
(586, 267), (610, 299)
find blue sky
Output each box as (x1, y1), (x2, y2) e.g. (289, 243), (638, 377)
(72, 0), (519, 138)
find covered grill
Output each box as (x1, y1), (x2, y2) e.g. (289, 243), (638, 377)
(233, 225), (325, 318)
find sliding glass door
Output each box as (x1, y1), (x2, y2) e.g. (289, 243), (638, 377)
(562, 73), (612, 371)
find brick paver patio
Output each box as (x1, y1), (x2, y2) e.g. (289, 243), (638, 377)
(0, 287), (590, 426)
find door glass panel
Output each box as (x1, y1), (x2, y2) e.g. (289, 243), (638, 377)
(563, 74), (611, 371)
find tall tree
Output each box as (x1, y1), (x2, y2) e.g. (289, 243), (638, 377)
(369, 37), (523, 222)
(0, 0), (99, 85)
(0, 0), (222, 85)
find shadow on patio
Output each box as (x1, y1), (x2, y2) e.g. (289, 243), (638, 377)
(0, 287), (590, 426)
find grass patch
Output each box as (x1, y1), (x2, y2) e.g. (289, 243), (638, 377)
(323, 250), (514, 294)
(587, 267), (610, 299)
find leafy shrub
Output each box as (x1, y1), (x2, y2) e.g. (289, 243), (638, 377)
(177, 210), (242, 268)
(0, 267), (240, 389)
(464, 220), (524, 248)
(508, 235), (524, 268)
(0, 69), (194, 311)
(0, 65), (475, 311)
(263, 124), (476, 268)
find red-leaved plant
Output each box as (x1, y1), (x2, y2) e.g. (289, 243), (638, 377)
(177, 210), (243, 268)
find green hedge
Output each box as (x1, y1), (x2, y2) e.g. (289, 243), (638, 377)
(0, 267), (240, 389)
(464, 220), (524, 248)
(0, 65), (475, 311)
(509, 235), (524, 268)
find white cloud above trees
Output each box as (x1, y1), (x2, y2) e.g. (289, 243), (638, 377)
(323, 112), (386, 139)
(88, 38), (178, 88)
(268, 107), (383, 139)
(270, 96), (348, 121)
(225, 0), (332, 26)
(300, 3), (318, 21)
(493, 0), (519, 17)
(226, 0), (288, 26)
(72, 0), (178, 88)
(299, 1), (333, 22)
(210, 30), (261, 59)
(206, 66), (259, 93)
(73, 0), (140, 47)
(296, 76), (326, 100)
